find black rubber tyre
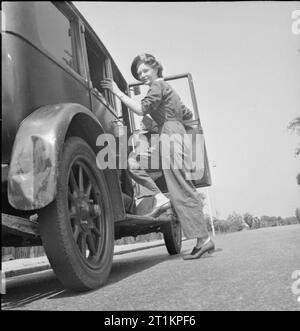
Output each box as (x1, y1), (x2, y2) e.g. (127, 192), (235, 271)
(39, 137), (114, 291)
(163, 215), (182, 255)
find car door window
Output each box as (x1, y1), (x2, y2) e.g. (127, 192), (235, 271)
(35, 2), (78, 73)
(166, 78), (196, 120)
(84, 33), (118, 113)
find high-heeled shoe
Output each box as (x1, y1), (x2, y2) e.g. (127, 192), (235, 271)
(182, 238), (215, 260)
(143, 201), (171, 218)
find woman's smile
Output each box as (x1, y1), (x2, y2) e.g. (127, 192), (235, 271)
(137, 63), (158, 85)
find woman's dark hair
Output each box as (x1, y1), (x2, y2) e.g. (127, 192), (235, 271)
(131, 53), (163, 81)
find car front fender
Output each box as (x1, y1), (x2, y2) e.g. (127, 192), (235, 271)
(8, 103), (124, 220)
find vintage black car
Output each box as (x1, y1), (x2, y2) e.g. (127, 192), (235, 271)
(2, 1), (211, 291)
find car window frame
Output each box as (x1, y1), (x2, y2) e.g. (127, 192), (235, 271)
(52, 2), (89, 83)
(128, 73), (202, 132)
(81, 23), (120, 117)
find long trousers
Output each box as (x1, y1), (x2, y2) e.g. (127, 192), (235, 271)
(127, 120), (209, 240)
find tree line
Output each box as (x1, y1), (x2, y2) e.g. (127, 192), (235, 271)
(115, 208), (300, 245)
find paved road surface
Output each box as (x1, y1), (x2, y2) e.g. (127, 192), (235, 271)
(2, 224), (300, 311)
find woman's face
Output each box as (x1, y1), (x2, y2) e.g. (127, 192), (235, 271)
(137, 63), (159, 85)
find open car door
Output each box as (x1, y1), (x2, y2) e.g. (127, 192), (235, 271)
(128, 73), (211, 189)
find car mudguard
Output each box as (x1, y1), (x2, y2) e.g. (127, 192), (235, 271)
(7, 103), (125, 221)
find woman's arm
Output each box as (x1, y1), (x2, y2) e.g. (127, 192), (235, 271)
(116, 93), (143, 116)
(100, 79), (143, 116)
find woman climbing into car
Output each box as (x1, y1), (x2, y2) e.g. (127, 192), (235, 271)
(100, 53), (214, 259)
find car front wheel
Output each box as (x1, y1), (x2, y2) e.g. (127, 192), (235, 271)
(39, 137), (114, 291)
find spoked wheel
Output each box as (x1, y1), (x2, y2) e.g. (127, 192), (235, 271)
(163, 212), (182, 255)
(39, 137), (114, 291)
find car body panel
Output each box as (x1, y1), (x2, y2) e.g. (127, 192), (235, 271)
(7, 103), (125, 221)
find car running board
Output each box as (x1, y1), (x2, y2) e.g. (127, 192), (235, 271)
(125, 212), (175, 223)
(2, 213), (39, 237)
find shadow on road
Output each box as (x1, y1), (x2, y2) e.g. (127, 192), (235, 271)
(50, 251), (179, 300)
(1, 270), (65, 310)
(1, 250), (180, 309)
(2, 245), (224, 310)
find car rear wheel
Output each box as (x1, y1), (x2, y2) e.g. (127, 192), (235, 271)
(163, 214), (182, 255)
(39, 137), (114, 291)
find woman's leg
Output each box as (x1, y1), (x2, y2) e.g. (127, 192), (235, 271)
(127, 154), (161, 195)
(160, 122), (210, 240)
(127, 152), (170, 212)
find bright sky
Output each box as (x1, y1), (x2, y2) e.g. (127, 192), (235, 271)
(74, 1), (300, 219)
